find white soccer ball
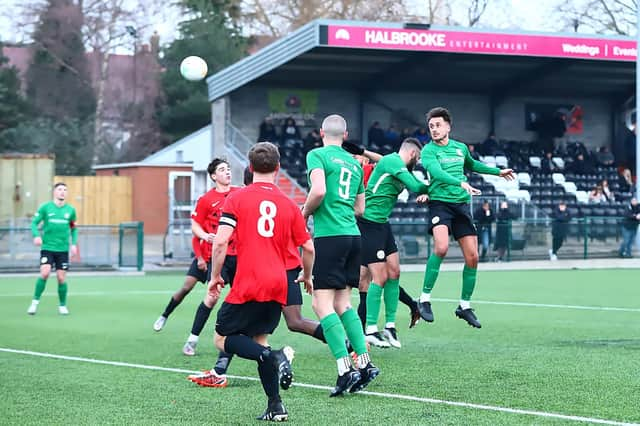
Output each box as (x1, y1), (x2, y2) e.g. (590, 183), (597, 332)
(180, 56), (208, 81)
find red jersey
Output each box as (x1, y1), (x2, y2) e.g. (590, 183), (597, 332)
(363, 163), (375, 187)
(191, 186), (239, 261)
(219, 182), (310, 305)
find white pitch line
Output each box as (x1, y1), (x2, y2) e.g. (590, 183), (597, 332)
(0, 348), (637, 426)
(0, 290), (176, 297)
(432, 298), (640, 313)
(1, 290), (638, 314)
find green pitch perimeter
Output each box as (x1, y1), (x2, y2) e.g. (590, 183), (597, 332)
(0, 270), (638, 425)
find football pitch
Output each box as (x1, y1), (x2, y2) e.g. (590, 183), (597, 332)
(1, 269), (639, 425)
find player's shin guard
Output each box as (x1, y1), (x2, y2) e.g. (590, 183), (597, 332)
(312, 324), (326, 343)
(398, 286), (417, 310)
(383, 278), (400, 325)
(214, 351), (234, 375)
(365, 283), (383, 328)
(224, 335), (268, 361)
(257, 359), (279, 400)
(340, 309), (368, 355)
(422, 254), (443, 294)
(58, 282), (68, 306)
(162, 297), (181, 318)
(319, 313), (349, 359)
(191, 302), (212, 335)
(34, 277), (46, 300)
(461, 265), (477, 302)
(357, 292), (367, 329)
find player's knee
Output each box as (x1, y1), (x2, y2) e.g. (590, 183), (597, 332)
(387, 265), (400, 280)
(434, 244), (449, 257)
(466, 252), (479, 267)
(285, 316), (304, 332)
(214, 334), (225, 352)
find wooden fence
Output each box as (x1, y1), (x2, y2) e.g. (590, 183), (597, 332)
(55, 176), (132, 225)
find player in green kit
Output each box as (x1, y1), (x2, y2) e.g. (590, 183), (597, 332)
(302, 114), (379, 397)
(417, 107), (514, 328)
(28, 182), (78, 315)
(359, 137), (429, 348)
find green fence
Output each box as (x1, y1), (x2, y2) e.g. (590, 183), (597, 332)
(391, 217), (629, 262)
(0, 222), (144, 271)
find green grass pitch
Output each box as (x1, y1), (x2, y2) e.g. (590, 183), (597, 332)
(1, 269), (639, 425)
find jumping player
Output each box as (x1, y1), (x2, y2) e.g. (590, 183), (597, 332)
(417, 107), (514, 328)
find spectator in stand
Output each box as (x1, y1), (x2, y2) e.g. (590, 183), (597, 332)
(595, 146), (615, 167)
(570, 153), (593, 175)
(600, 179), (615, 202)
(481, 132), (499, 156)
(493, 201), (514, 262)
(541, 152), (558, 174)
(258, 117), (278, 143)
(619, 168), (635, 194)
(384, 124), (401, 151)
(474, 200), (495, 262)
(588, 185), (606, 204)
(367, 121), (386, 148)
(303, 128), (323, 155)
(549, 200), (571, 261)
(399, 127), (412, 143)
(413, 127), (430, 145)
(619, 198), (640, 258)
(281, 117), (301, 144)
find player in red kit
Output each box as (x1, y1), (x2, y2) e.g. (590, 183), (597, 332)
(189, 167), (334, 390)
(151, 159), (239, 357)
(208, 142), (314, 422)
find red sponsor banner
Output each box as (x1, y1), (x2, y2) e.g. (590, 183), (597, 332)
(327, 25), (637, 62)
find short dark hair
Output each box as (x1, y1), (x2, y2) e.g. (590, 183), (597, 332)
(426, 107), (452, 125)
(207, 158), (229, 175)
(401, 137), (422, 151)
(243, 166), (253, 186)
(249, 142), (280, 173)
(53, 182), (66, 189)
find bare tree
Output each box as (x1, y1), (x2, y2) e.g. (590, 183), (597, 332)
(81, 0), (162, 161)
(242, 0), (410, 37)
(556, 0), (637, 35)
(466, 0), (489, 27)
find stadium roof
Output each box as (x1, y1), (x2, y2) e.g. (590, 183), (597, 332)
(207, 19), (637, 103)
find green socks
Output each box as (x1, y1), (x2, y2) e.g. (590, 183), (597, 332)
(340, 308), (368, 355)
(422, 254), (443, 294)
(33, 277), (47, 300)
(58, 282), (68, 306)
(365, 282), (383, 327)
(383, 278), (400, 325)
(461, 266), (477, 301)
(319, 313), (348, 359)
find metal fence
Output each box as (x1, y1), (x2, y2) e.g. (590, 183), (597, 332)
(392, 217), (632, 263)
(0, 222), (144, 271)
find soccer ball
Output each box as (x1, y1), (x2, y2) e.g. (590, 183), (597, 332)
(180, 56), (208, 81)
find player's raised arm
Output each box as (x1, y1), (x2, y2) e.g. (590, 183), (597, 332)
(395, 168), (429, 194)
(422, 147), (463, 186)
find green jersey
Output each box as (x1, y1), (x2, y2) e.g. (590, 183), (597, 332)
(421, 139), (500, 204)
(306, 145), (364, 237)
(31, 201), (78, 252)
(362, 153), (429, 223)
